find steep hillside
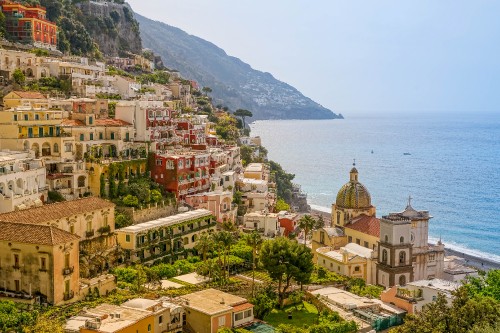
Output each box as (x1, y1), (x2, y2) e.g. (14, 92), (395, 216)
(135, 13), (341, 120)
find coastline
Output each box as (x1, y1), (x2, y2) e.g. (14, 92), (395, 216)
(310, 208), (500, 272)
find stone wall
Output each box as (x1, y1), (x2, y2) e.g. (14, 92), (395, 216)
(121, 202), (177, 224)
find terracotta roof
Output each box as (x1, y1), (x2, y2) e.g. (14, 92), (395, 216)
(0, 197), (115, 225)
(61, 119), (84, 127)
(345, 215), (380, 237)
(232, 302), (254, 312)
(10, 91), (46, 99)
(0, 221), (79, 245)
(95, 119), (132, 126)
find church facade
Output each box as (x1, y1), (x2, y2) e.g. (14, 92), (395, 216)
(323, 165), (445, 288)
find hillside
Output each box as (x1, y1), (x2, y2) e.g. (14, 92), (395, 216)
(135, 13), (341, 120)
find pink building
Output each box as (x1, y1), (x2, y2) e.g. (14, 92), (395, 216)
(185, 191), (237, 223)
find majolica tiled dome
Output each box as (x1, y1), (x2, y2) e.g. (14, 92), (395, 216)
(336, 167), (372, 209)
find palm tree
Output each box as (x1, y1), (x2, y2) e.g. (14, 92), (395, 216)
(195, 232), (214, 261)
(298, 214), (316, 246)
(213, 231), (235, 282)
(245, 231), (263, 297)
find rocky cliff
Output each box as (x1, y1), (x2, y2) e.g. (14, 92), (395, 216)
(135, 13), (341, 120)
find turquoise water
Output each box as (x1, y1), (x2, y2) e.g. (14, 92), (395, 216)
(250, 113), (500, 262)
(245, 322), (276, 332)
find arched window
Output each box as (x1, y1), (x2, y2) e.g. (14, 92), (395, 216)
(384, 235), (388, 243)
(382, 249), (388, 263)
(399, 275), (406, 286)
(399, 251), (406, 265)
(400, 236), (404, 244)
(336, 212), (341, 225)
(53, 143), (59, 153)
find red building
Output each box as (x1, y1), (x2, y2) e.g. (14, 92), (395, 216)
(150, 152), (211, 202)
(1, 0), (58, 48)
(278, 212), (299, 237)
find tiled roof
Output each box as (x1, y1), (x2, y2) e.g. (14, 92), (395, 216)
(11, 91), (46, 99)
(345, 215), (380, 237)
(232, 302), (254, 312)
(0, 197), (115, 225)
(0, 221), (79, 245)
(95, 119), (132, 126)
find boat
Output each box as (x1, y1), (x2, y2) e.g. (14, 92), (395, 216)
(371, 150), (374, 154)
(403, 152), (411, 155)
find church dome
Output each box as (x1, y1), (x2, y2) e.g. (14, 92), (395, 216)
(335, 167), (372, 209)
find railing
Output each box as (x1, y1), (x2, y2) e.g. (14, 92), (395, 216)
(85, 230), (95, 238)
(97, 225), (111, 234)
(168, 322), (183, 331)
(62, 266), (74, 276)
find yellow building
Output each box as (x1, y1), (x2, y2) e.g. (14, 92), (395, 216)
(0, 221), (80, 305)
(0, 107), (76, 160)
(316, 243), (376, 284)
(331, 166), (380, 251)
(0, 197), (117, 278)
(3, 91), (48, 109)
(243, 163), (264, 180)
(181, 289), (254, 333)
(311, 227), (348, 261)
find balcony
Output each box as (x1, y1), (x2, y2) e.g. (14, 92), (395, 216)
(97, 225), (111, 234)
(168, 323), (183, 331)
(62, 266), (74, 276)
(85, 230), (95, 238)
(63, 291), (75, 301)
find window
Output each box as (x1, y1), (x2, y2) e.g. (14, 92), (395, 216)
(399, 251), (406, 265)
(364, 241), (369, 248)
(156, 159), (162, 166)
(70, 225), (74, 234)
(354, 266), (360, 272)
(148, 324), (151, 332)
(99, 132), (103, 140)
(348, 236), (352, 242)
(384, 235), (389, 243)
(126, 235), (130, 242)
(382, 249), (388, 263)
(104, 216), (108, 227)
(320, 231), (325, 244)
(54, 143), (59, 153)
(429, 254), (435, 261)
(399, 275), (406, 286)
(235, 312), (244, 321)
(64, 253), (70, 268)
(24, 114), (28, 120)
(88, 116), (93, 125)
(65, 143), (72, 152)
(159, 315), (163, 324)
(400, 236), (405, 244)
(110, 132), (115, 139)
(40, 257), (46, 270)
(336, 212), (341, 225)
(13, 114), (17, 121)
(356, 238), (360, 245)
(90, 133), (93, 140)
(87, 221), (92, 232)
(218, 316), (226, 326)
(14, 254), (20, 268)
(35, 114), (39, 120)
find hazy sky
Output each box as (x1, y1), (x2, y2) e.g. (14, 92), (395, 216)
(127, 1), (500, 116)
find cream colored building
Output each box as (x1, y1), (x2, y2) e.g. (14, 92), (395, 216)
(3, 91), (49, 109)
(180, 288), (254, 333)
(311, 227), (347, 261)
(0, 197), (116, 278)
(113, 75), (141, 99)
(121, 298), (184, 333)
(185, 191), (237, 223)
(243, 163), (265, 180)
(243, 211), (280, 237)
(0, 49), (50, 80)
(0, 150), (47, 213)
(316, 243), (376, 284)
(116, 209), (216, 264)
(0, 221), (80, 305)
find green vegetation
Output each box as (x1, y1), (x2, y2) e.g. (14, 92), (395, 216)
(215, 114), (240, 142)
(233, 109), (253, 129)
(265, 301), (319, 328)
(48, 190), (66, 203)
(310, 266), (348, 285)
(0, 301), (38, 332)
(26, 77), (72, 94)
(137, 70), (170, 84)
(391, 269), (500, 333)
(275, 198), (291, 212)
(270, 161), (295, 203)
(346, 278), (383, 298)
(260, 237), (314, 307)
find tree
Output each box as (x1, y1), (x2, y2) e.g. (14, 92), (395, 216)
(202, 86), (212, 96)
(275, 198), (291, 212)
(315, 215), (325, 229)
(234, 109), (253, 129)
(213, 231), (236, 282)
(150, 189), (162, 203)
(260, 237), (314, 307)
(13, 68), (25, 85)
(122, 194), (139, 207)
(252, 285), (278, 319)
(195, 232), (214, 261)
(245, 231), (263, 297)
(298, 215), (316, 246)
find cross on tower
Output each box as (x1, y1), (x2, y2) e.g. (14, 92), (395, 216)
(408, 195), (413, 207)
(353, 159), (356, 167)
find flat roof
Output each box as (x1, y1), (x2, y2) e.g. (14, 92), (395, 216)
(407, 279), (460, 292)
(81, 303), (151, 333)
(117, 209), (212, 234)
(312, 287), (376, 309)
(181, 289), (248, 316)
(245, 163), (264, 172)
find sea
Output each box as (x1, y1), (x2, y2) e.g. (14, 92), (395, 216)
(250, 113), (500, 263)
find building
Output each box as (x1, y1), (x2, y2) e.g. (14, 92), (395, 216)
(1, 0), (58, 49)
(243, 163), (265, 180)
(0, 150), (47, 213)
(150, 152), (211, 202)
(376, 201), (445, 288)
(243, 211), (280, 237)
(277, 211), (299, 237)
(316, 243), (376, 284)
(120, 298), (183, 333)
(116, 209), (216, 264)
(380, 279), (460, 314)
(180, 288), (254, 333)
(0, 197), (117, 278)
(185, 190), (237, 223)
(64, 303), (155, 333)
(442, 256), (478, 282)
(0, 49), (49, 80)
(311, 227), (347, 260)
(3, 90), (48, 109)
(113, 75), (141, 99)
(0, 221), (79, 305)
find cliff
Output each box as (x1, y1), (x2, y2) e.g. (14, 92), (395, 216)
(135, 13), (341, 120)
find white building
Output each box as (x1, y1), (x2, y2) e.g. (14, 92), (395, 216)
(113, 75), (142, 99)
(0, 150), (47, 213)
(243, 211), (280, 237)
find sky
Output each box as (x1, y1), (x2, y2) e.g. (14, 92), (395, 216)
(127, 0), (500, 116)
